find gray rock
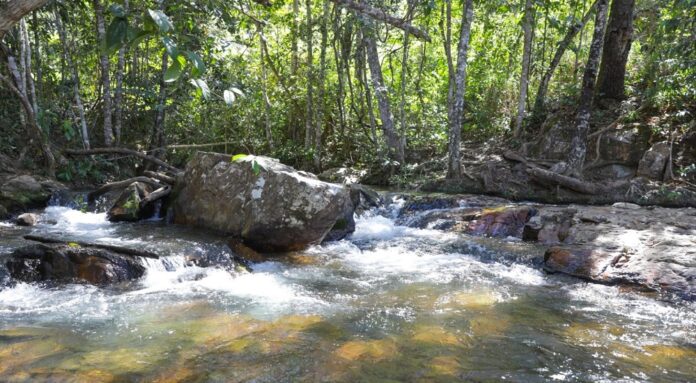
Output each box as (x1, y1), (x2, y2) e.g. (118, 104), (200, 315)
(0, 174), (66, 213)
(16, 213), (38, 226)
(637, 141), (671, 180)
(107, 182), (156, 222)
(612, 202), (641, 210)
(173, 152), (355, 252)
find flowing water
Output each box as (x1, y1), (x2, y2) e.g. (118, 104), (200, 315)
(0, 200), (695, 382)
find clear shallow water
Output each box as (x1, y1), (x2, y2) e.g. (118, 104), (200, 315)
(0, 204), (695, 382)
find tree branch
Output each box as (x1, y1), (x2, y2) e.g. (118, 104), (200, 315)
(0, 0), (50, 40)
(63, 147), (181, 173)
(329, 0), (431, 42)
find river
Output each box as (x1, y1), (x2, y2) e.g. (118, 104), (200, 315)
(0, 199), (694, 382)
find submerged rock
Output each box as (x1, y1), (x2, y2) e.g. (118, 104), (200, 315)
(15, 213), (38, 226)
(107, 182), (155, 222)
(173, 152), (355, 252)
(5, 243), (146, 285)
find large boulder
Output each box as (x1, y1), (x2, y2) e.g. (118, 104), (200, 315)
(6, 243), (146, 285)
(172, 152), (355, 252)
(0, 175), (65, 214)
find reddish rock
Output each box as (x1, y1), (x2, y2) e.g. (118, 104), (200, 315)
(466, 206), (536, 238)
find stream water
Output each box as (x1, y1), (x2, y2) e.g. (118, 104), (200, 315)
(0, 200), (695, 382)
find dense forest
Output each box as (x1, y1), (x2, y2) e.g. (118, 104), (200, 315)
(2, 1), (696, 381)
(0, 0), (694, 190)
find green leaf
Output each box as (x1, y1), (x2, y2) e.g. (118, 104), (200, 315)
(231, 154), (248, 162)
(108, 4), (126, 18)
(230, 87), (244, 97)
(128, 27), (153, 46)
(148, 9), (173, 33)
(162, 36), (178, 59)
(106, 18), (128, 53)
(186, 51), (206, 77)
(223, 90), (236, 106)
(164, 58), (183, 83)
(190, 78), (210, 99)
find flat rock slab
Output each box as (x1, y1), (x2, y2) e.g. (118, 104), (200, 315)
(394, 192), (696, 300)
(6, 243), (146, 285)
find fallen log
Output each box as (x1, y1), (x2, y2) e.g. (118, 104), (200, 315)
(139, 185), (171, 208)
(88, 176), (162, 202)
(143, 170), (177, 185)
(23, 235), (159, 259)
(503, 151), (602, 195)
(64, 147), (181, 173)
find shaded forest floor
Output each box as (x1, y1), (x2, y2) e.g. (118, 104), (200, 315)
(321, 99), (696, 208)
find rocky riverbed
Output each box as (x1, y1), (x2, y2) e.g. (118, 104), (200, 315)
(392, 193), (696, 301)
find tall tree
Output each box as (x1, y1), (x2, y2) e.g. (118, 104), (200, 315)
(532, 0), (598, 120)
(514, 0), (534, 136)
(93, 0), (113, 146)
(361, 17), (404, 164)
(304, 0), (314, 150)
(596, 0), (635, 100)
(447, 0), (474, 178)
(564, 0), (609, 177)
(313, 0), (330, 169)
(113, 0), (129, 144)
(55, 8), (90, 149)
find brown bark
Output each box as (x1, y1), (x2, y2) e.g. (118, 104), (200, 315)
(447, 0), (474, 178)
(0, 0), (49, 40)
(329, 0), (431, 41)
(596, 0), (635, 100)
(565, 0), (609, 177)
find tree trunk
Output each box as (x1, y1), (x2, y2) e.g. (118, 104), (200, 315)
(565, 0), (609, 177)
(0, 72), (55, 177)
(289, 0), (300, 142)
(259, 29), (274, 151)
(532, 0), (598, 120)
(514, 0), (534, 136)
(304, 0), (314, 150)
(596, 0), (635, 100)
(313, 0), (330, 170)
(55, 8), (90, 149)
(0, 0), (49, 40)
(362, 17), (404, 165)
(113, 0), (129, 144)
(151, 52), (168, 161)
(329, 0), (430, 41)
(20, 20), (38, 117)
(93, 0), (113, 146)
(447, 0), (474, 178)
(440, 0), (454, 111)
